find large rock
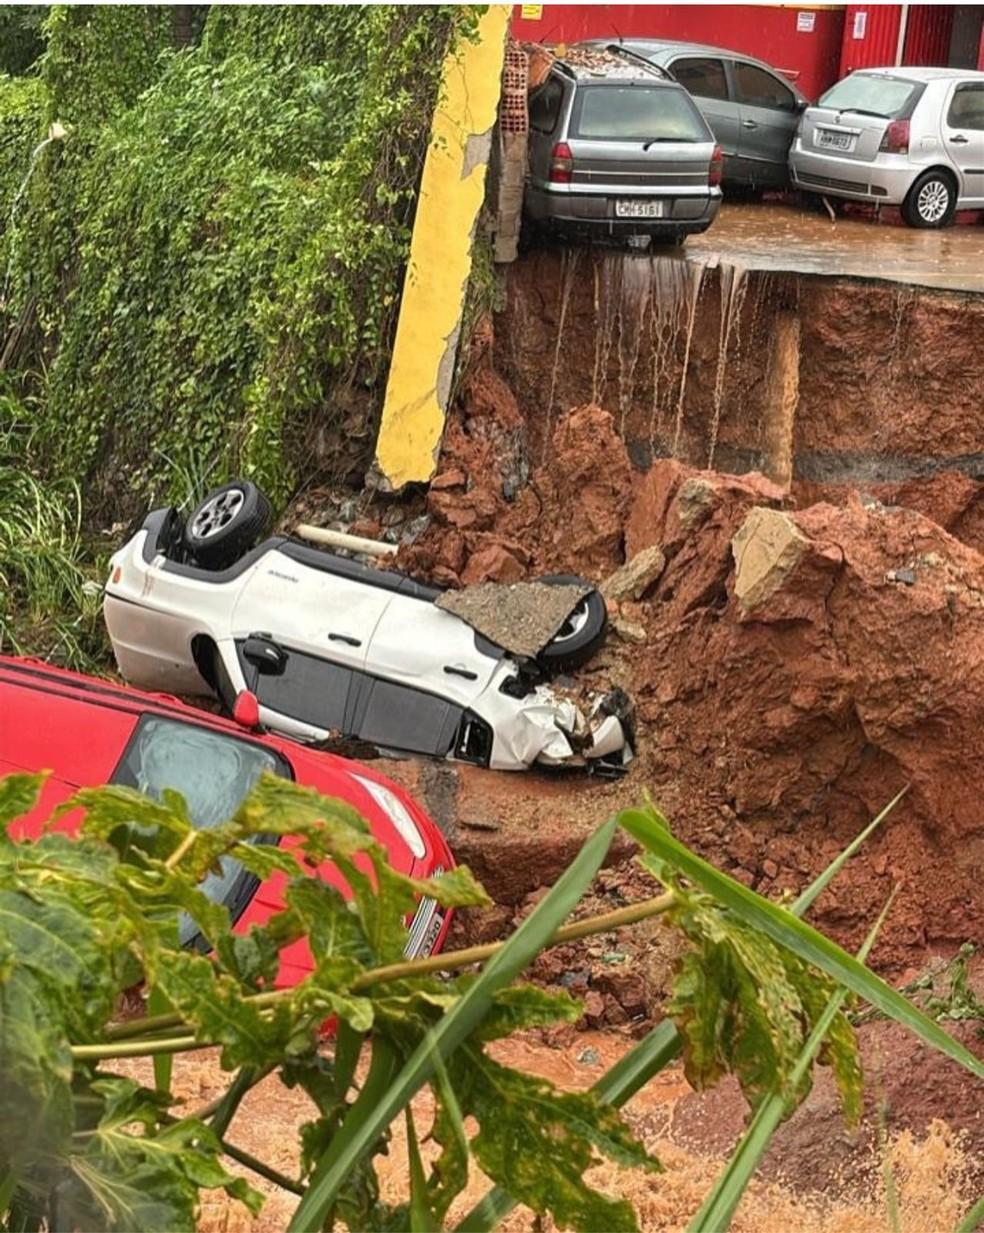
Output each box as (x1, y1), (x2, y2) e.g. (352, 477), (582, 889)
(601, 544), (666, 602)
(731, 507), (809, 611)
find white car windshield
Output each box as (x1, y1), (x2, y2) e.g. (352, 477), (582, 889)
(818, 74), (919, 119)
(112, 716), (286, 942)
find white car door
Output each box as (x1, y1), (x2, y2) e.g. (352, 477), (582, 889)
(230, 546), (393, 672)
(943, 80), (984, 206)
(367, 589), (503, 710)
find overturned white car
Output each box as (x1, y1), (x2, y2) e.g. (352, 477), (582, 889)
(104, 481), (634, 773)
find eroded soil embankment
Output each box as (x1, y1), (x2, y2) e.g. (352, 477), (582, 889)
(496, 248), (984, 496)
(398, 254), (984, 977)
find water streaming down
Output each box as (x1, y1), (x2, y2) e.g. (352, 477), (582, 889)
(542, 248), (760, 470)
(615, 254), (654, 437)
(707, 259), (748, 470)
(544, 245), (581, 459)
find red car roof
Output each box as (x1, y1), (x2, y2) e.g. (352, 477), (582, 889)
(0, 655), (452, 875)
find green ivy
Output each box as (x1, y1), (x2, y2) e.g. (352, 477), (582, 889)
(0, 75), (45, 279)
(0, 4), (475, 522)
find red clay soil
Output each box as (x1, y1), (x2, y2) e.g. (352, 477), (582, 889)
(398, 319), (984, 975)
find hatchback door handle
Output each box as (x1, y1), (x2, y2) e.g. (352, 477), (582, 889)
(949, 134), (969, 144)
(328, 632), (361, 647)
(742, 120), (758, 129)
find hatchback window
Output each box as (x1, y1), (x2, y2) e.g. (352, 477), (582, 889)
(673, 56), (729, 102)
(112, 716), (288, 941)
(948, 83), (984, 132)
(530, 77), (564, 134)
(818, 73), (920, 119)
(573, 86), (709, 142)
(734, 61), (796, 111)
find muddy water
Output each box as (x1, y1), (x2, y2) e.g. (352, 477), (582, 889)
(497, 239), (984, 487)
(687, 201), (984, 293)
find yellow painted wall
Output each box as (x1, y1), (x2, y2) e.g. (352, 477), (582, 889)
(374, 5), (510, 491)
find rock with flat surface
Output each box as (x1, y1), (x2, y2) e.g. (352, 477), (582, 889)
(601, 544), (666, 602)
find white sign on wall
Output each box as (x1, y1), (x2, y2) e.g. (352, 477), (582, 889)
(797, 11), (816, 33)
(853, 10), (868, 39)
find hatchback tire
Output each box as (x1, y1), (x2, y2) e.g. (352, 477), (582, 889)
(536, 575), (608, 670)
(183, 480), (272, 568)
(902, 170), (956, 229)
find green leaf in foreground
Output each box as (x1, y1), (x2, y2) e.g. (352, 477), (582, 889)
(0, 770), (45, 832)
(688, 892), (894, 1233)
(619, 803), (984, 1083)
(287, 817), (620, 1233)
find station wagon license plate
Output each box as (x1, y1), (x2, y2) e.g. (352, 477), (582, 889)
(816, 129), (853, 152)
(615, 199), (665, 219)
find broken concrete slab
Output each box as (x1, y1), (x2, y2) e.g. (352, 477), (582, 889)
(731, 507), (810, 611)
(436, 579), (589, 657)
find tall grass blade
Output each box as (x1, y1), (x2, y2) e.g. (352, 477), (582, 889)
(287, 817), (618, 1233)
(790, 787), (906, 916)
(955, 1194), (984, 1233)
(620, 806), (984, 1081)
(688, 892), (895, 1233)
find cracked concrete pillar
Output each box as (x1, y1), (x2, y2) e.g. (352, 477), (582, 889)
(373, 6), (510, 492)
(761, 309), (800, 491)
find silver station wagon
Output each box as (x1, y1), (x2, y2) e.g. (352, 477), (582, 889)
(524, 47), (723, 242)
(790, 67), (984, 227)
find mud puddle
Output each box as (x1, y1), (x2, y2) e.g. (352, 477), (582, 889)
(688, 201), (984, 293)
(111, 1032), (979, 1233)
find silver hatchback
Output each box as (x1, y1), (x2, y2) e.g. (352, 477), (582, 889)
(525, 49), (723, 241)
(790, 67), (984, 227)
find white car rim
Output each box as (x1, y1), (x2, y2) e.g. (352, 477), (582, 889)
(554, 599), (591, 644)
(190, 489), (245, 540)
(917, 181), (949, 223)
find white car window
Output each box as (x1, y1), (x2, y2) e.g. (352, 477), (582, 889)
(948, 84), (984, 131)
(819, 73), (919, 118)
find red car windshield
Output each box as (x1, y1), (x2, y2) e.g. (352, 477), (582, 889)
(111, 715), (289, 942)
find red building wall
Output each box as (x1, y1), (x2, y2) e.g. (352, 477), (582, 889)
(511, 4), (847, 100)
(840, 5), (955, 78)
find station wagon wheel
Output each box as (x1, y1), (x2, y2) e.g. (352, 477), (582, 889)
(536, 574), (609, 671)
(902, 170), (957, 229)
(182, 479), (272, 569)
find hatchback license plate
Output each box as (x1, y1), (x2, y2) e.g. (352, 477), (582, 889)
(816, 129), (853, 152)
(615, 199), (665, 219)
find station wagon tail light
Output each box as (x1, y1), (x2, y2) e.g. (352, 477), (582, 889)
(879, 119), (910, 155)
(549, 141), (574, 183)
(708, 145), (723, 187)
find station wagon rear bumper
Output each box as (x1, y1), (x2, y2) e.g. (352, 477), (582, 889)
(525, 184), (721, 234)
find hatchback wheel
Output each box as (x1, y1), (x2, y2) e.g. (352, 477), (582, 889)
(902, 171), (956, 229)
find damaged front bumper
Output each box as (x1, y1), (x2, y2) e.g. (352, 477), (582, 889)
(492, 683), (634, 774)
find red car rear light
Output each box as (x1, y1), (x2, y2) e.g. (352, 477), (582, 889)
(879, 119), (910, 155)
(708, 144), (723, 188)
(549, 141), (574, 183)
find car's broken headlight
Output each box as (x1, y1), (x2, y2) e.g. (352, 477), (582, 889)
(352, 773), (426, 858)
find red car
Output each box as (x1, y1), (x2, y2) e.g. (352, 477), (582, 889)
(0, 655), (454, 986)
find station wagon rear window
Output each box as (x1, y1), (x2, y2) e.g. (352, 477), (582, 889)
(818, 74), (922, 119)
(572, 86), (708, 142)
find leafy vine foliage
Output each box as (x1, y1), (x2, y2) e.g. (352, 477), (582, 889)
(0, 772), (865, 1232)
(0, 5), (474, 517)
